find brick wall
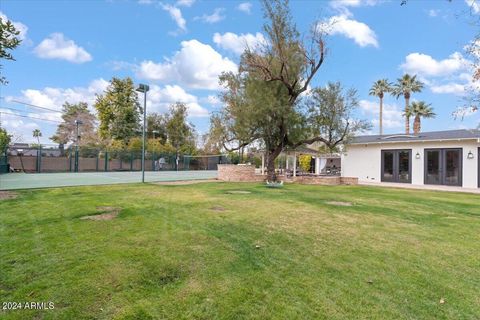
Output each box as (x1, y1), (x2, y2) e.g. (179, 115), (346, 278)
(340, 177), (359, 185)
(218, 164), (265, 182)
(292, 176), (341, 185)
(291, 176), (358, 185)
(218, 164), (358, 185)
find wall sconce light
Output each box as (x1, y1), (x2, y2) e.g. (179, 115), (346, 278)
(467, 151), (474, 159)
(415, 152), (421, 159)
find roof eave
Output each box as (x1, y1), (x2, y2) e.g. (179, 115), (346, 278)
(350, 137), (480, 145)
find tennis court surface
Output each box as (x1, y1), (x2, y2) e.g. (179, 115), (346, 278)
(0, 170), (218, 190)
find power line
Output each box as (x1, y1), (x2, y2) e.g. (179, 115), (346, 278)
(0, 111), (62, 123)
(0, 97), (62, 113)
(0, 105), (60, 116)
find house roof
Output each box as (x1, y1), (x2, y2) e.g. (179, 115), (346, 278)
(351, 129), (480, 145)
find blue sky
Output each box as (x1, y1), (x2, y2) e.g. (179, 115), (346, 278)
(0, 0), (478, 144)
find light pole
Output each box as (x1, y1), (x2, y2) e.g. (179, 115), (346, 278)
(74, 119), (83, 173)
(136, 83), (150, 183)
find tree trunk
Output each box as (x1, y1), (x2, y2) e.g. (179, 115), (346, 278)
(266, 146), (283, 182)
(405, 97), (410, 134)
(413, 116), (421, 134)
(379, 97), (383, 135)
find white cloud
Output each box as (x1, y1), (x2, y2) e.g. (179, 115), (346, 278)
(330, 0), (380, 8)
(136, 39), (237, 90)
(138, 0), (154, 4)
(177, 0), (195, 7)
(400, 52), (468, 77)
(0, 109), (41, 143)
(359, 99), (403, 129)
(465, 0), (480, 14)
(213, 32), (266, 55)
(237, 2), (252, 14)
(322, 15), (378, 48)
(0, 11), (28, 41)
(329, 0), (381, 16)
(160, 3), (186, 32)
(430, 83), (466, 95)
(2, 79), (109, 144)
(33, 33), (92, 63)
(6, 78), (109, 114)
(200, 95), (221, 105)
(147, 84), (208, 117)
(195, 8), (225, 24)
(428, 9), (440, 17)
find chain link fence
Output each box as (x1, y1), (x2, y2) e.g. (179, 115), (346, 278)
(5, 145), (230, 174)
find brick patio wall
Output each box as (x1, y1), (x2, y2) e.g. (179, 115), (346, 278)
(340, 177), (359, 185)
(291, 176), (358, 185)
(218, 164), (358, 185)
(218, 164), (265, 182)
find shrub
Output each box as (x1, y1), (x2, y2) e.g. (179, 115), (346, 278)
(299, 155), (312, 173)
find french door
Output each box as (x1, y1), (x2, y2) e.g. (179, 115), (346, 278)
(424, 148), (462, 186)
(381, 149), (412, 183)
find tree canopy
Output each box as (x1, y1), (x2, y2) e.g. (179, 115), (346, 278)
(51, 102), (98, 146)
(0, 16), (22, 85)
(94, 77), (141, 143)
(165, 103), (196, 155)
(210, 0), (367, 180)
(0, 127), (11, 153)
(147, 113), (168, 143)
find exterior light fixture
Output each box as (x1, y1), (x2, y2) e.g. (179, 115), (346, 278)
(467, 151), (474, 159)
(136, 84), (150, 183)
(415, 152), (421, 159)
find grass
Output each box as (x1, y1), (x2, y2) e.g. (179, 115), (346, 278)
(0, 182), (479, 319)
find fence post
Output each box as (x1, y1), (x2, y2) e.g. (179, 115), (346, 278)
(130, 152), (133, 171)
(104, 151), (108, 172)
(39, 145), (42, 173)
(69, 151), (72, 172)
(36, 146), (40, 173)
(96, 151), (99, 172)
(74, 147), (79, 172)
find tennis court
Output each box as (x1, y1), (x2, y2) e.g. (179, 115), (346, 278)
(0, 170), (218, 190)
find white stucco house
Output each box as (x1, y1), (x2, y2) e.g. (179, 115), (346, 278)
(342, 129), (480, 189)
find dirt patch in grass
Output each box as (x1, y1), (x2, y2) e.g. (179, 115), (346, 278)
(210, 206), (226, 212)
(0, 191), (18, 201)
(153, 179), (219, 186)
(326, 201), (353, 206)
(80, 206), (121, 221)
(226, 190), (251, 194)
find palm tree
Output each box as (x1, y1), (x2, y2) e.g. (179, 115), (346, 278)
(392, 74), (424, 134)
(369, 79), (392, 135)
(32, 129), (42, 145)
(410, 101), (435, 134)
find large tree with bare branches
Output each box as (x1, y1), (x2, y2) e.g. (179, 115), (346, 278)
(212, 0), (367, 181)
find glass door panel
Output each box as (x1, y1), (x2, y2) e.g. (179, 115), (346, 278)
(398, 151), (411, 183)
(444, 149), (461, 186)
(425, 150), (441, 185)
(382, 151), (395, 182)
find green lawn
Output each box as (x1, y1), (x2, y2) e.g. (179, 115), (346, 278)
(1, 183), (479, 319)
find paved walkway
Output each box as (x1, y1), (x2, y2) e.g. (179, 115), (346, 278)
(360, 181), (480, 194)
